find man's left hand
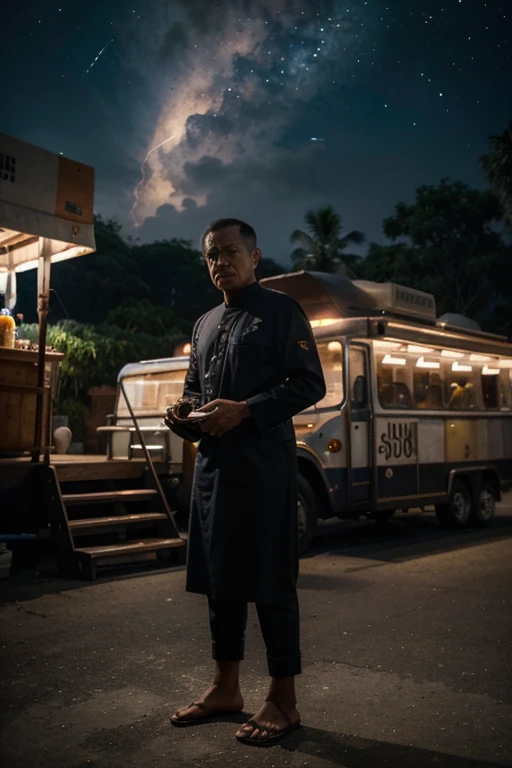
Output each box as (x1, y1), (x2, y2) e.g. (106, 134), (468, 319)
(197, 399), (250, 437)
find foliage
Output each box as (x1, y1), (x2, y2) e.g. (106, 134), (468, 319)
(360, 179), (510, 332)
(480, 121), (512, 230)
(128, 238), (217, 323)
(104, 299), (192, 336)
(256, 256), (284, 280)
(290, 206), (365, 275)
(130, 237), (284, 322)
(18, 319), (186, 403)
(19, 322), (97, 399)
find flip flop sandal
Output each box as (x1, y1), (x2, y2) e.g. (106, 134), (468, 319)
(235, 703), (302, 747)
(171, 701), (241, 727)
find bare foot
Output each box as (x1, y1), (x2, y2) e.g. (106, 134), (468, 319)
(172, 683), (244, 724)
(236, 699), (301, 741)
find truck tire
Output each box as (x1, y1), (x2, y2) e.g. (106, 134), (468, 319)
(471, 482), (496, 527)
(435, 478), (472, 529)
(297, 475), (318, 555)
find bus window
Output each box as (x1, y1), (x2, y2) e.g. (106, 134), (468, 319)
(499, 361), (512, 410)
(315, 341), (343, 408)
(481, 366), (500, 409)
(414, 372), (444, 409)
(376, 341), (415, 409)
(445, 369), (482, 410)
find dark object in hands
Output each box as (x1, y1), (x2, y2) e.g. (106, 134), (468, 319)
(165, 400), (203, 442)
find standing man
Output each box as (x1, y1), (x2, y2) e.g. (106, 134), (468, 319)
(169, 219), (326, 746)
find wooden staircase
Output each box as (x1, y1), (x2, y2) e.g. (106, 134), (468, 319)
(42, 459), (186, 580)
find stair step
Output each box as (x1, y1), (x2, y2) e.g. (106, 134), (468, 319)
(76, 538), (184, 559)
(55, 459), (147, 483)
(63, 489), (159, 506)
(68, 513), (168, 531)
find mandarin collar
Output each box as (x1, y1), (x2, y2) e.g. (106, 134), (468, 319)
(225, 281), (262, 308)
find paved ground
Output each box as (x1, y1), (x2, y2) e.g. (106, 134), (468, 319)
(1, 501), (512, 768)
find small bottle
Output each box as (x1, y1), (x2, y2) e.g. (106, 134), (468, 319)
(0, 307), (16, 349)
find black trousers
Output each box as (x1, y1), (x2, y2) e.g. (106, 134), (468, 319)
(208, 586), (301, 678)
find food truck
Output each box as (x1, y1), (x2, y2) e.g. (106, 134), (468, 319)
(100, 271), (512, 553)
(0, 133), (184, 579)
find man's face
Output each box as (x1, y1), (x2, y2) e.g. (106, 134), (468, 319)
(204, 225), (261, 297)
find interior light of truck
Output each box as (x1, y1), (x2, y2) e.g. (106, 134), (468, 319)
(182, 343), (191, 355)
(441, 350), (464, 359)
(499, 359), (512, 368)
(310, 318), (338, 328)
(452, 362), (473, 372)
(382, 354), (406, 365)
(469, 354), (492, 362)
(482, 365), (499, 375)
(408, 344), (433, 354)
(327, 341), (342, 353)
(416, 357), (440, 369)
(373, 340), (402, 351)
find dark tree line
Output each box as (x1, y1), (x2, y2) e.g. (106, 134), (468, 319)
(288, 121), (512, 338)
(16, 217), (284, 329)
(14, 120), (512, 410)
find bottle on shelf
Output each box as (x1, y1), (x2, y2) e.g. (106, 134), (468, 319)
(0, 299), (16, 349)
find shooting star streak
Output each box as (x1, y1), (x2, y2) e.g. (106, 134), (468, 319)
(84, 39), (114, 75)
(131, 135), (177, 225)
(142, 135), (177, 164)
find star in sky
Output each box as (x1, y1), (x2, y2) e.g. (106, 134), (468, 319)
(1, 0), (509, 259)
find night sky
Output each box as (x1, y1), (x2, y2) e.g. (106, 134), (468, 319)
(2, 0), (510, 264)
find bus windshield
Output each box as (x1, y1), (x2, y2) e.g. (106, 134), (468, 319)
(314, 340), (344, 409)
(118, 369), (188, 417)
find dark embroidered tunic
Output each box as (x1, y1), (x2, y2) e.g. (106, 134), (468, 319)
(183, 282), (326, 603)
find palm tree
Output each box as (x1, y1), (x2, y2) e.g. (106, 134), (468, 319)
(480, 121), (512, 230)
(290, 206), (365, 276)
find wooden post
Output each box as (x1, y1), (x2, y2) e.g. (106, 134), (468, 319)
(31, 239), (51, 463)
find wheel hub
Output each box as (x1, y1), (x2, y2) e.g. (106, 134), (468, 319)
(453, 491), (467, 521)
(479, 490), (495, 520)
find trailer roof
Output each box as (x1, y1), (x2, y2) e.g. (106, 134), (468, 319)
(261, 270), (437, 323)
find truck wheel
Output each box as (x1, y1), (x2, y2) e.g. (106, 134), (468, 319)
(297, 476), (317, 555)
(435, 479), (471, 529)
(471, 482), (496, 527)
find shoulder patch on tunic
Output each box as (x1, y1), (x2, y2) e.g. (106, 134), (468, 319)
(298, 340), (309, 350)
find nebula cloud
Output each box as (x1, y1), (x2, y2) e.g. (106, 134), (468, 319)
(129, 0), (371, 226)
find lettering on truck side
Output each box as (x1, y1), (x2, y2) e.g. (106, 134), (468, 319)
(378, 421), (417, 462)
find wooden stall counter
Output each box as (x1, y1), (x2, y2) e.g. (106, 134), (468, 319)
(0, 345), (64, 455)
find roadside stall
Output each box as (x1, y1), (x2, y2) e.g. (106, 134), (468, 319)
(0, 134), (184, 578)
(0, 132), (96, 460)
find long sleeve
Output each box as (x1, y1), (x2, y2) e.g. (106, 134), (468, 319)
(167, 319), (203, 443)
(246, 299), (326, 434)
(182, 318), (202, 405)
